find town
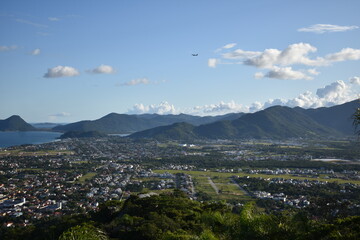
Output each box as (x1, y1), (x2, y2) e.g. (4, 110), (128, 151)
(0, 136), (360, 227)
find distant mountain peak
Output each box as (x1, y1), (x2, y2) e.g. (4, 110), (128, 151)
(0, 115), (36, 132)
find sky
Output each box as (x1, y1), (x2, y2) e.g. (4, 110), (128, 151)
(1, 0), (360, 123)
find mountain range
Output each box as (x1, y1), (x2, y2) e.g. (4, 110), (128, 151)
(52, 112), (245, 134)
(1, 100), (358, 140)
(129, 100), (359, 140)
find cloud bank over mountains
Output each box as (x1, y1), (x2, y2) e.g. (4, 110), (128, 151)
(128, 77), (360, 116)
(127, 101), (177, 115)
(209, 42), (360, 80)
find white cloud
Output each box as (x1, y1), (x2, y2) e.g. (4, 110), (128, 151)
(48, 112), (71, 121)
(308, 68), (320, 75)
(211, 42), (360, 80)
(119, 78), (150, 86)
(43, 66), (80, 78)
(244, 43), (321, 68)
(264, 67), (313, 80)
(249, 101), (264, 112)
(316, 80), (348, 100)
(325, 48), (360, 62)
(49, 112), (71, 118)
(215, 43), (237, 52)
(208, 58), (218, 68)
(298, 24), (359, 34)
(30, 48), (41, 55)
(257, 80), (357, 110)
(16, 18), (47, 28)
(48, 17), (60, 21)
(350, 76), (360, 85)
(88, 64), (115, 74)
(0, 45), (17, 51)
(223, 43), (237, 49)
(125, 78), (359, 116)
(222, 49), (261, 60)
(254, 72), (265, 79)
(286, 91), (321, 108)
(128, 102), (177, 115)
(193, 101), (247, 114)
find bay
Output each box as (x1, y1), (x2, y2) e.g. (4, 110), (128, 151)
(0, 131), (62, 148)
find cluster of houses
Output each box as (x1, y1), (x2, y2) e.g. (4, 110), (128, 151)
(252, 191), (311, 208)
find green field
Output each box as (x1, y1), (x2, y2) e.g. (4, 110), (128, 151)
(154, 170), (252, 202)
(77, 172), (97, 183)
(154, 169), (360, 193)
(0, 149), (74, 157)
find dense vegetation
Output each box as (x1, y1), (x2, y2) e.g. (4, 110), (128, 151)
(60, 130), (107, 139)
(1, 190), (359, 240)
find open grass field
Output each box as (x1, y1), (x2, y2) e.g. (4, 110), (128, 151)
(77, 172), (97, 183)
(0, 149), (74, 157)
(154, 169), (360, 190)
(154, 170), (252, 202)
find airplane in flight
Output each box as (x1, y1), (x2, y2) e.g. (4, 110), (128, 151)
(192, 54), (198, 56)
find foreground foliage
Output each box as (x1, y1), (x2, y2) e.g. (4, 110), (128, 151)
(1, 190), (360, 240)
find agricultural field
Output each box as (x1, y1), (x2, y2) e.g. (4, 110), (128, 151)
(154, 169), (360, 201)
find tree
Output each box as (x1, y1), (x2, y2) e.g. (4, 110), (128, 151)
(354, 104), (360, 135)
(58, 223), (108, 240)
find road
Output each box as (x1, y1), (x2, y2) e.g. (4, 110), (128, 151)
(208, 177), (219, 194)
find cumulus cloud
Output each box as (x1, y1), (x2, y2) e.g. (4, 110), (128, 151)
(30, 48), (41, 55)
(126, 79), (358, 116)
(192, 101), (247, 114)
(298, 24), (359, 34)
(43, 66), (80, 78)
(325, 48), (360, 62)
(208, 58), (218, 68)
(264, 67), (313, 80)
(127, 102), (177, 115)
(119, 78), (150, 86)
(211, 42), (360, 80)
(316, 80), (348, 100)
(0, 45), (17, 51)
(252, 79), (357, 111)
(88, 64), (115, 74)
(350, 76), (360, 85)
(243, 43), (321, 68)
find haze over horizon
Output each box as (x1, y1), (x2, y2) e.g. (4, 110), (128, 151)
(1, 0), (360, 122)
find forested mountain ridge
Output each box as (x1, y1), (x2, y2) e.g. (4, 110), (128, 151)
(130, 100), (359, 140)
(52, 112), (244, 134)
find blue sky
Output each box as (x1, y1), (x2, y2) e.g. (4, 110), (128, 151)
(1, 0), (360, 122)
